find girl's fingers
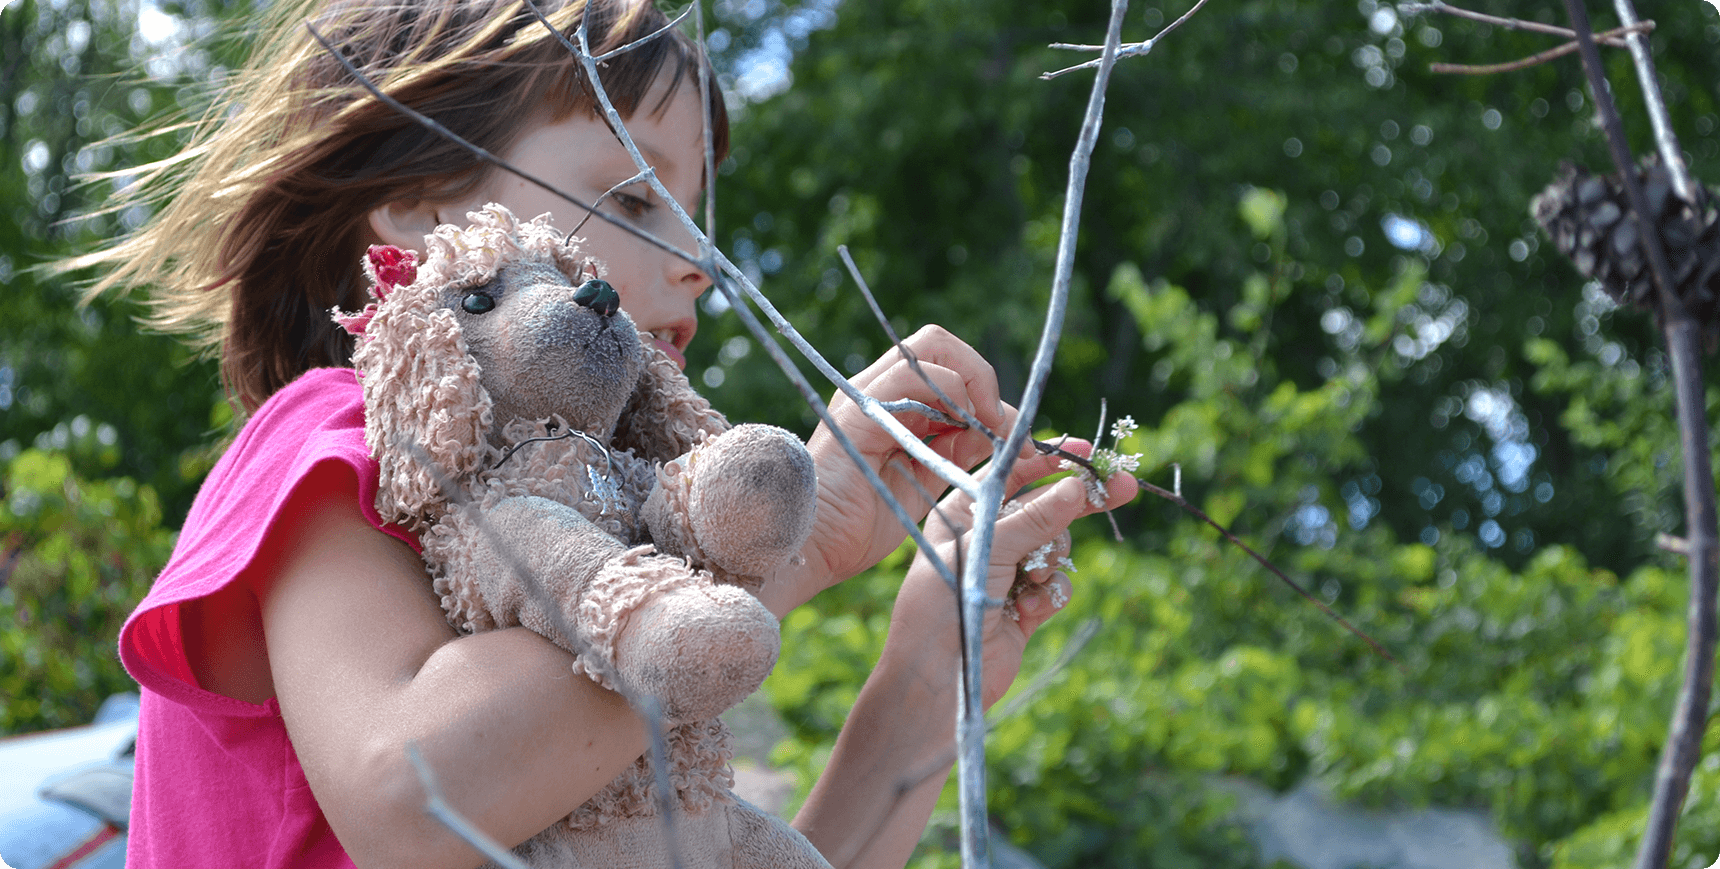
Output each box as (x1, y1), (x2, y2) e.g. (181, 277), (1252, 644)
(845, 326), (1009, 435)
(1010, 571), (1072, 638)
(989, 468), (1134, 577)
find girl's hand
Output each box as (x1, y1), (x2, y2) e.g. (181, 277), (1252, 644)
(890, 438), (1138, 708)
(783, 326), (1014, 612)
(790, 440), (1137, 868)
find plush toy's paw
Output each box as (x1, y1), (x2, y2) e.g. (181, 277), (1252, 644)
(645, 423), (816, 581)
(613, 579), (781, 723)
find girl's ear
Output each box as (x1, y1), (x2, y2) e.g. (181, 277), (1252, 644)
(368, 198), (442, 251)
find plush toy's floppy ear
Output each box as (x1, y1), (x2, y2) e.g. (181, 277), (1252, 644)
(350, 286), (492, 530)
(610, 339), (730, 463)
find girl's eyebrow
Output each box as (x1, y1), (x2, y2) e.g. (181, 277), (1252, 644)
(633, 142), (675, 176)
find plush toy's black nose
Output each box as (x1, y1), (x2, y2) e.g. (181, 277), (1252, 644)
(573, 279), (621, 317)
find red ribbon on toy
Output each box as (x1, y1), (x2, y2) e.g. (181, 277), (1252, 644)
(336, 245), (419, 336)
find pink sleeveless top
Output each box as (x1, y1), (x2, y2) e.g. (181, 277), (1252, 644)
(119, 368), (417, 869)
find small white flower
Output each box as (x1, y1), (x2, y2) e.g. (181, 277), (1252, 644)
(1020, 541), (1055, 573)
(1110, 415), (1138, 442)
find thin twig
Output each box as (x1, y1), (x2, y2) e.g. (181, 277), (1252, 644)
(591, 5), (692, 62)
(406, 744), (536, 869)
(883, 453), (966, 595)
(1085, 398), (1126, 542)
(1428, 21), (1652, 75)
(1611, 0), (1696, 203)
(515, 0), (689, 64)
(1028, 440), (1398, 666)
(838, 245), (987, 434)
(1141, 480), (1401, 668)
(1401, 0), (1635, 45)
(1656, 533), (1691, 557)
(1559, 4), (1720, 868)
(638, 695), (686, 864)
(693, 0), (717, 248)
(1041, 0), (1215, 80)
(568, 170), (651, 236)
(306, 23), (696, 268)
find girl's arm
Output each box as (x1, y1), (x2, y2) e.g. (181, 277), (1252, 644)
(792, 453), (1137, 869)
(769, 322), (1140, 867)
(259, 463), (647, 869)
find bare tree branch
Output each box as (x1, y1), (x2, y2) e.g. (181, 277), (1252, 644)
(838, 245), (988, 434)
(591, 5), (693, 62)
(304, 23), (697, 266)
(1427, 21), (1651, 75)
(954, 0), (1143, 863)
(1558, 4), (1720, 867)
(693, 0), (717, 248)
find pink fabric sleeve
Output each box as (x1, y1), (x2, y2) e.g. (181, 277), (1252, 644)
(118, 367), (419, 869)
(120, 367), (417, 701)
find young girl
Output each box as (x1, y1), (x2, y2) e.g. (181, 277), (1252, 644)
(85, 1), (1137, 867)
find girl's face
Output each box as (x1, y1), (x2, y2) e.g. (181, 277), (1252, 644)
(435, 76), (712, 368)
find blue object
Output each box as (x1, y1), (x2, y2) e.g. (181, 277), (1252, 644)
(0, 695), (138, 869)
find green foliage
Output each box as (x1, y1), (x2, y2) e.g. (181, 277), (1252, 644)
(0, 446), (173, 734)
(9, 0), (1720, 865)
(0, 0), (246, 523)
(700, 0), (1720, 577)
(759, 165), (1717, 864)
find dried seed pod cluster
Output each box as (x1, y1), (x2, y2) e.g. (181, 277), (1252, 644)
(1531, 157), (1720, 338)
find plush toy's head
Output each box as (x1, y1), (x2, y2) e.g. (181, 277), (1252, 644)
(337, 204), (725, 530)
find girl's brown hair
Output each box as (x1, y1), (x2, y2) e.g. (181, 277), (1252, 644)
(76, 0), (729, 415)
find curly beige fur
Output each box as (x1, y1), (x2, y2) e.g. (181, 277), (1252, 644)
(335, 204), (827, 869)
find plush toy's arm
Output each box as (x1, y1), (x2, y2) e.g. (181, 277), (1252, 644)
(430, 495), (622, 648)
(641, 423), (818, 590)
(434, 494), (781, 723)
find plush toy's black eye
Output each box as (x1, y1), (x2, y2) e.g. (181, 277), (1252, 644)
(461, 292), (496, 314)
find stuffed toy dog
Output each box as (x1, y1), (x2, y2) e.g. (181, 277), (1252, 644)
(335, 203), (829, 868)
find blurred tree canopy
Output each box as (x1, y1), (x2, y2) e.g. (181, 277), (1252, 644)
(4, 0), (1720, 866)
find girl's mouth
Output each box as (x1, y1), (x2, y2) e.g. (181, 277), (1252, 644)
(649, 330), (687, 369)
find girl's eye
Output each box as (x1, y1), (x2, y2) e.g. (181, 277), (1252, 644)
(612, 192), (653, 218)
(462, 292), (496, 314)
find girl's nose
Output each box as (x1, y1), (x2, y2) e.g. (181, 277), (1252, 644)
(669, 247), (714, 301)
